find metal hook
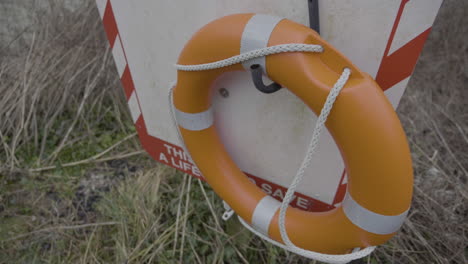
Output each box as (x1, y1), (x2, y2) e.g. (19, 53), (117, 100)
(250, 64), (282, 94)
(308, 0), (320, 34)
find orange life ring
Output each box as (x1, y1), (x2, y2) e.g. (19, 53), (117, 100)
(173, 13), (413, 254)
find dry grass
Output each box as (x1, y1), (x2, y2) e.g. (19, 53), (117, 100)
(0, 0), (466, 263)
(0, 0), (135, 171)
(390, 1), (468, 263)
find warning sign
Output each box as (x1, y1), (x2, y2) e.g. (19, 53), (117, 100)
(96, 0), (442, 211)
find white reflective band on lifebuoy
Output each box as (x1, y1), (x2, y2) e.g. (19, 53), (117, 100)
(251, 195), (281, 235)
(342, 193), (409, 235)
(240, 14), (284, 73)
(175, 107), (213, 131)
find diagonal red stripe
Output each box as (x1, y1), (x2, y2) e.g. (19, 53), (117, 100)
(376, 28), (432, 90)
(381, 0), (410, 60)
(375, 0), (432, 91)
(121, 65), (135, 100)
(102, 1), (118, 47)
(333, 171), (347, 204)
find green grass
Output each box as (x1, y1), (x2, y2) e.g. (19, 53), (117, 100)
(1, 163), (317, 263)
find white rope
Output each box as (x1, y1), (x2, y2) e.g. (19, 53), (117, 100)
(175, 43), (323, 71)
(238, 216), (374, 264)
(169, 43), (375, 263)
(237, 67), (377, 264)
(222, 200), (235, 221)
